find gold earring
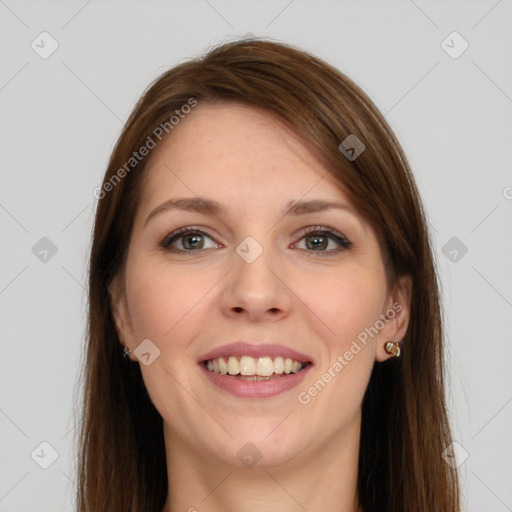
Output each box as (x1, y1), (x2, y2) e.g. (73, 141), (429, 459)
(384, 341), (401, 358)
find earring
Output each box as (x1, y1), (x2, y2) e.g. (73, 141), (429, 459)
(122, 345), (131, 359)
(384, 341), (401, 358)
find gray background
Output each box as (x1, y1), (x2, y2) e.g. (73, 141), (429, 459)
(1, 1), (511, 510)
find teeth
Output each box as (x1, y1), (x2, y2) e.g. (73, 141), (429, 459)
(218, 356), (228, 374)
(240, 356), (256, 375)
(227, 356), (240, 375)
(205, 355), (307, 376)
(256, 357), (274, 377)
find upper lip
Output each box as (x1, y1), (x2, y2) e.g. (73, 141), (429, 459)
(198, 341), (313, 364)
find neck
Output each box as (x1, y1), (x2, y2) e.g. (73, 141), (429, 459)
(161, 413), (362, 512)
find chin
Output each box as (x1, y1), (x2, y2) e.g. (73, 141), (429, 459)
(207, 427), (307, 470)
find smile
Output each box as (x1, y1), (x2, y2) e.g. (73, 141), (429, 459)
(200, 357), (313, 398)
(204, 355), (311, 380)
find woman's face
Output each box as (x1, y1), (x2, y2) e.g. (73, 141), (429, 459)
(110, 102), (410, 469)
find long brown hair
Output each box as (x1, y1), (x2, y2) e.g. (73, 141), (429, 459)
(76, 37), (461, 511)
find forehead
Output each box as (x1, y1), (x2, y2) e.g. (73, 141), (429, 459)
(138, 102), (353, 213)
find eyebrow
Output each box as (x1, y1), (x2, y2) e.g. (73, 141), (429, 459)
(144, 197), (358, 227)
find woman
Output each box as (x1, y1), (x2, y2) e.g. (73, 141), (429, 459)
(77, 38), (462, 511)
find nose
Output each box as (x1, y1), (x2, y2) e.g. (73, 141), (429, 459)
(220, 238), (292, 323)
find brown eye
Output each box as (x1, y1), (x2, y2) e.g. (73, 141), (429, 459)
(160, 227), (219, 254)
(181, 233), (204, 250)
(305, 233), (329, 250)
(294, 226), (352, 255)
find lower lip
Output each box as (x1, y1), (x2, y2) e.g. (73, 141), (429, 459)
(199, 363), (312, 398)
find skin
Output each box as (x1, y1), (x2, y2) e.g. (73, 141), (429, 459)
(109, 102), (411, 512)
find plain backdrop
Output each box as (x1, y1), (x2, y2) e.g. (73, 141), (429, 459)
(0, 1), (511, 511)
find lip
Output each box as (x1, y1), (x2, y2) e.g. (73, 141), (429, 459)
(197, 341), (313, 364)
(199, 362), (313, 399)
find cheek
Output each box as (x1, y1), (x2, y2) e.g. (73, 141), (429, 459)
(123, 258), (217, 422)
(296, 263), (387, 346)
(295, 263), (385, 415)
(125, 254), (217, 338)
(296, 269), (380, 416)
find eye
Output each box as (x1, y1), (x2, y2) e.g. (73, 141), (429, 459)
(160, 227), (220, 254)
(293, 226), (352, 256)
(159, 225), (352, 256)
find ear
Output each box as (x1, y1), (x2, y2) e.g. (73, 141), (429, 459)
(375, 274), (412, 362)
(108, 272), (137, 361)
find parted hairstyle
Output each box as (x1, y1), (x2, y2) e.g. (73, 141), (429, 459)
(76, 37), (461, 511)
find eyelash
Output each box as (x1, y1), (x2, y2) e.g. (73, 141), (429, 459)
(159, 225), (353, 257)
